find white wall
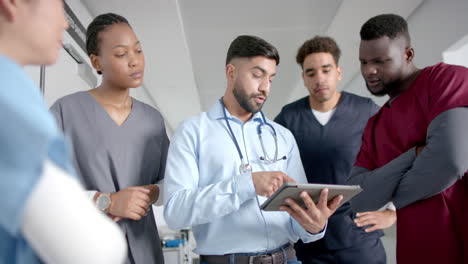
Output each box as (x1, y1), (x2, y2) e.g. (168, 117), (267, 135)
(43, 34), (92, 105)
(443, 34), (468, 67)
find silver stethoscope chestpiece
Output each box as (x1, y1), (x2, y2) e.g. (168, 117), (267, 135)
(239, 162), (252, 174)
(220, 97), (283, 175)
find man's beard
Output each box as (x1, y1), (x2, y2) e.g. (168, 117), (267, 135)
(366, 79), (398, 97)
(233, 83), (266, 114)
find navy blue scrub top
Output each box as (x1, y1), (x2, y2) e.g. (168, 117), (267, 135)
(275, 92), (382, 250)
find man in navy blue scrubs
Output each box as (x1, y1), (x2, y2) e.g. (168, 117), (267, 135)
(275, 36), (394, 263)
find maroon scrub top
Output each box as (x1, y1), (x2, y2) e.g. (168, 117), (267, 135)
(355, 63), (468, 264)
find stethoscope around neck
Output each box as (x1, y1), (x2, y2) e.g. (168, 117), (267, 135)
(220, 98), (287, 174)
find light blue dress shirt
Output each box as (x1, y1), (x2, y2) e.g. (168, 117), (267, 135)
(0, 55), (74, 263)
(164, 100), (325, 255)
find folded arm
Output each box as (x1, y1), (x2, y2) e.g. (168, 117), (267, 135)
(347, 148), (416, 211)
(392, 107), (468, 208)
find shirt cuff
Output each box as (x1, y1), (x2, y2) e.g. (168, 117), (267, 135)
(154, 181), (164, 206)
(292, 218), (327, 243)
(385, 202), (396, 211)
(234, 172), (256, 203)
(87, 190), (97, 201)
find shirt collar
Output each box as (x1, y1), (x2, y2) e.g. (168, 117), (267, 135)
(207, 99), (264, 124)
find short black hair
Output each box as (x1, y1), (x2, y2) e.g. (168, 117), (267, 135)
(226, 35), (280, 65)
(296, 36), (341, 68)
(360, 14), (410, 43)
(86, 13), (130, 59)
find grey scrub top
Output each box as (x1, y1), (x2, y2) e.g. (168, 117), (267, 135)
(50, 91), (169, 264)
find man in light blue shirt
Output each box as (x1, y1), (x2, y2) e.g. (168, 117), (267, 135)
(164, 35), (342, 264)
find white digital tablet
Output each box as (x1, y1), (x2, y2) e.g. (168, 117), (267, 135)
(260, 182), (362, 211)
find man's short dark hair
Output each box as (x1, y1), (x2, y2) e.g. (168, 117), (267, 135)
(226, 35), (280, 65)
(296, 36), (341, 68)
(360, 14), (411, 43)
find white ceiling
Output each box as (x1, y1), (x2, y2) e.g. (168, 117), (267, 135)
(81, 0), (425, 130)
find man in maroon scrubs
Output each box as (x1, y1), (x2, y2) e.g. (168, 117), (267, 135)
(347, 14), (468, 264)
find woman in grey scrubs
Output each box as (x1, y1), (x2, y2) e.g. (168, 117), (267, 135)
(50, 13), (168, 264)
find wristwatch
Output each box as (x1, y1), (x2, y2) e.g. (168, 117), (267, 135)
(96, 192), (111, 213)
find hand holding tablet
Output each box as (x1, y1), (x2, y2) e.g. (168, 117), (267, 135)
(260, 182), (362, 211)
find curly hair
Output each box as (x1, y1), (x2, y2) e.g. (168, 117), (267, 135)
(296, 36), (341, 68)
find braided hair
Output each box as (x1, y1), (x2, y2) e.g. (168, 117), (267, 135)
(86, 13), (130, 74)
